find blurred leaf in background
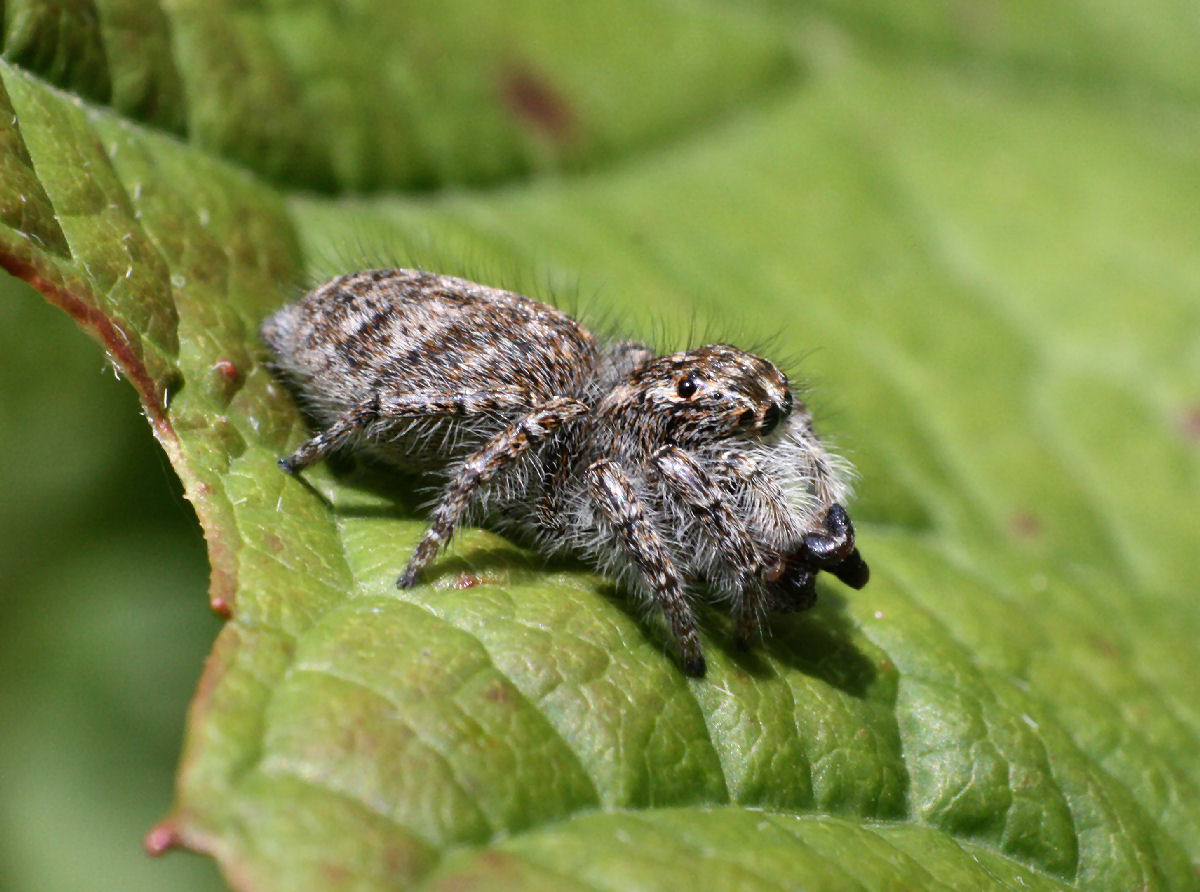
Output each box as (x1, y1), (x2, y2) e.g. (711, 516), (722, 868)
(1, 1), (1198, 891)
(0, 277), (224, 891)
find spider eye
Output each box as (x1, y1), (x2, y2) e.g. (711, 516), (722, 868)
(761, 404), (783, 434)
(676, 374), (698, 399)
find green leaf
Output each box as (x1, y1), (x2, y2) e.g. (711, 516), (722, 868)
(3, 3), (1199, 891)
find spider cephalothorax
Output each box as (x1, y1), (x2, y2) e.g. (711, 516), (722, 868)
(262, 269), (868, 677)
(598, 345), (795, 447)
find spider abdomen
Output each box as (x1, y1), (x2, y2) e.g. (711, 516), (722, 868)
(262, 269), (601, 467)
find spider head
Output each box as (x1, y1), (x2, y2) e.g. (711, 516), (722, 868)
(611, 345), (795, 446)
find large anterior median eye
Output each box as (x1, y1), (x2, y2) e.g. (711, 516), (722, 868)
(761, 404), (782, 434)
(676, 374), (698, 398)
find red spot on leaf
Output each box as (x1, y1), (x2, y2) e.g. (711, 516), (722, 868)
(144, 820), (182, 856)
(1090, 635), (1119, 660)
(209, 358), (246, 406)
(479, 850), (515, 869)
(205, 536), (237, 616)
(320, 864), (354, 885)
(485, 682), (512, 704)
(1009, 511), (1041, 540)
(453, 572), (482, 589)
(500, 65), (575, 142)
(1177, 404), (1200, 444)
(213, 357), (241, 385)
(210, 593), (233, 618)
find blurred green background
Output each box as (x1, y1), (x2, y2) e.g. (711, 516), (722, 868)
(0, 275), (224, 891)
(1, 0), (1198, 888)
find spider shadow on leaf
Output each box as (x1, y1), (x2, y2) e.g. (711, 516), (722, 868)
(314, 457), (565, 582)
(739, 588), (877, 699)
(306, 458), (875, 697)
(315, 454), (429, 515)
(588, 576), (876, 698)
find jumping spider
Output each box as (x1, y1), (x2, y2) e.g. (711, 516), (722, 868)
(261, 269), (869, 676)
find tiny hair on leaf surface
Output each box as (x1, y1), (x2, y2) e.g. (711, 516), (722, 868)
(3, 2), (1200, 891)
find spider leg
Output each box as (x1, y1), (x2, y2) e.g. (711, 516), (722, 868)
(650, 446), (770, 649)
(713, 451), (797, 539)
(396, 396), (588, 588)
(586, 458), (706, 677)
(712, 451), (808, 593)
(278, 386), (533, 473)
(279, 397), (380, 473)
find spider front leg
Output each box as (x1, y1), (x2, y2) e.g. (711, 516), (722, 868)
(650, 446), (772, 649)
(279, 386), (535, 473)
(586, 459), (706, 677)
(279, 397), (380, 473)
(397, 396), (588, 588)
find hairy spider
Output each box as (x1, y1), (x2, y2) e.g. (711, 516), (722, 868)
(261, 269), (868, 676)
